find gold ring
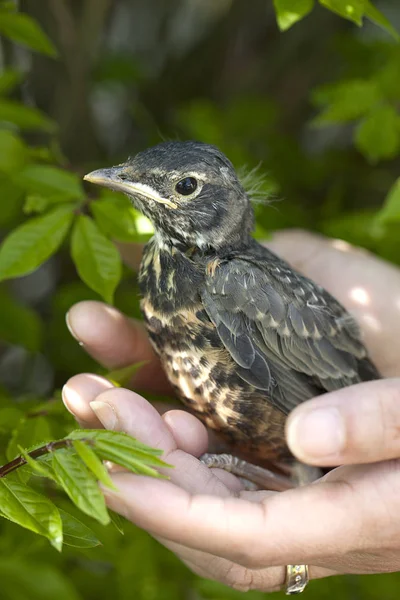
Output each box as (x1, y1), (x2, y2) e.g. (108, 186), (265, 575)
(285, 564), (309, 594)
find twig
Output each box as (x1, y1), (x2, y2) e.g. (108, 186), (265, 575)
(0, 438), (92, 478)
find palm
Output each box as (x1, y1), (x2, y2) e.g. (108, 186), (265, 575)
(63, 231), (400, 591)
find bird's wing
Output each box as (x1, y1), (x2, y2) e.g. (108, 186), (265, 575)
(202, 247), (379, 415)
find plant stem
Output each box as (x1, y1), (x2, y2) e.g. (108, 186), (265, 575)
(0, 440), (73, 479)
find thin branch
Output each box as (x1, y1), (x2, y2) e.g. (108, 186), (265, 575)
(0, 438), (91, 479)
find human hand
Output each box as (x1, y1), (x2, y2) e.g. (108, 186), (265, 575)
(62, 230), (400, 592)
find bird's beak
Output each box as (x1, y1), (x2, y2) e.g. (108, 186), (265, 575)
(84, 167), (177, 209)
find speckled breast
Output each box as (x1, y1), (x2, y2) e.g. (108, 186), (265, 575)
(138, 239), (289, 461)
(141, 296), (237, 425)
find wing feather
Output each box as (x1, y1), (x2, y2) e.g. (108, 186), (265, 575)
(202, 247), (379, 415)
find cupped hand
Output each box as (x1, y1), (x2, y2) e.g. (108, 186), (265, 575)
(62, 230), (400, 592)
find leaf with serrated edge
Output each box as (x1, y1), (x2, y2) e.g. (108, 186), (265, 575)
(52, 449), (110, 525)
(69, 430), (171, 478)
(18, 445), (56, 481)
(73, 440), (116, 490)
(0, 205), (75, 281)
(69, 429), (165, 457)
(0, 479), (63, 550)
(70, 215), (122, 304)
(59, 509), (101, 548)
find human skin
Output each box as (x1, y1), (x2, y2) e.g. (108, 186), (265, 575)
(62, 230), (400, 592)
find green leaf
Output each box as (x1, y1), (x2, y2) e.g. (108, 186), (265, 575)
(0, 479), (63, 550)
(0, 204), (75, 281)
(312, 79), (381, 124)
(364, 1), (399, 40)
(0, 11), (57, 56)
(376, 178), (400, 224)
(109, 509), (125, 535)
(355, 105), (400, 163)
(0, 68), (23, 95)
(70, 429), (164, 456)
(18, 446), (56, 481)
(70, 430), (171, 478)
(59, 508), (101, 548)
(105, 361), (148, 387)
(0, 290), (42, 351)
(23, 194), (80, 215)
(72, 439), (116, 490)
(19, 165), (84, 200)
(0, 99), (56, 131)
(52, 449), (110, 525)
(70, 215), (122, 304)
(91, 197), (139, 242)
(318, 0), (364, 25)
(273, 0), (314, 31)
(0, 129), (27, 173)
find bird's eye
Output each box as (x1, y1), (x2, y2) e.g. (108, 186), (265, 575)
(175, 177), (198, 196)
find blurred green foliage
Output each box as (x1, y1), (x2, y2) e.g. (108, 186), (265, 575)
(0, 0), (400, 598)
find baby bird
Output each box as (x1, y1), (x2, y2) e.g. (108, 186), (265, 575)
(85, 141), (379, 489)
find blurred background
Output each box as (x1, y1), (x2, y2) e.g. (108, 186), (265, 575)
(0, 0), (400, 598)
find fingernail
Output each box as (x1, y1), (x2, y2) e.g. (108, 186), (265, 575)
(62, 383), (77, 415)
(90, 400), (118, 430)
(66, 311), (84, 345)
(287, 407), (345, 460)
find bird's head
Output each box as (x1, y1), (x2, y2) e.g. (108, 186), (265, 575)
(84, 141), (254, 250)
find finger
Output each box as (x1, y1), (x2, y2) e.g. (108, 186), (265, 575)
(62, 373), (114, 427)
(63, 373), (230, 457)
(266, 230), (400, 377)
(162, 410), (209, 454)
(64, 375), (241, 494)
(158, 538), (335, 591)
(64, 376), (207, 456)
(103, 459), (400, 572)
(286, 378), (400, 466)
(181, 554), (286, 593)
(66, 301), (171, 393)
(101, 472), (353, 569)
(92, 388), (242, 493)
